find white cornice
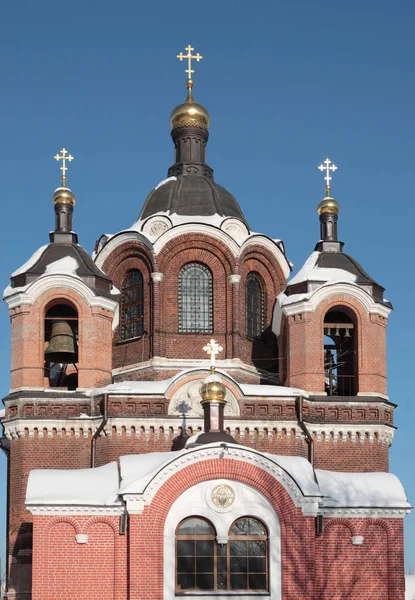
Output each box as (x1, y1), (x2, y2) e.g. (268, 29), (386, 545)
(153, 223), (241, 257)
(95, 231), (154, 270)
(27, 505), (124, 516)
(321, 507), (411, 519)
(282, 282), (392, 318)
(240, 235), (291, 279)
(4, 274), (118, 313)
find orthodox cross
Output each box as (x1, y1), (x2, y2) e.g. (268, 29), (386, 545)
(176, 45), (203, 81)
(318, 157), (337, 195)
(203, 339), (223, 374)
(54, 148), (74, 187)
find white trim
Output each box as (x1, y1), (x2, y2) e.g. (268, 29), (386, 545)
(282, 283), (392, 318)
(153, 223), (240, 257)
(322, 507), (410, 518)
(351, 536), (364, 545)
(163, 480), (281, 600)
(123, 444), (322, 516)
(151, 272), (164, 283)
(27, 505), (124, 516)
(75, 534), (89, 544)
(94, 231), (154, 269)
(4, 274), (118, 313)
(228, 274), (241, 285)
(240, 235), (291, 279)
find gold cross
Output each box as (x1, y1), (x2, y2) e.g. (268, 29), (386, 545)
(176, 44), (203, 81)
(203, 339), (223, 374)
(318, 157), (338, 195)
(54, 148), (74, 187)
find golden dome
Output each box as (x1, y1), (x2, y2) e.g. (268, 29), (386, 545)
(318, 195), (339, 215)
(170, 81), (210, 131)
(200, 374), (227, 405)
(53, 187), (76, 206)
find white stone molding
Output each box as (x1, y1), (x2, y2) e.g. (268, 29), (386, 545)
(163, 479), (282, 600)
(75, 534), (89, 544)
(94, 231), (154, 269)
(123, 444), (322, 517)
(240, 235), (291, 279)
(151, 272), (164, 283)
(282, 282), (392, 318)
(322, 507), (410, 519)
(142, 216), (172, 240)
(5, 274), (118, 313)
(220, 218), (249, 242)
(2, 418), (396, 447)
(27, 505), (124, 516)
(351, 535), (364, 545)
(153, 223), (241, 257)
(228, 274), (241, 285)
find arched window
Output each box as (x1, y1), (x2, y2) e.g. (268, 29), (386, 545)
(175, 517), (268, 592)
(179, 263), (213, 333)
(121, 269), (144, 340)
(246, 272), (265, 339)
(324, 307), (357, 396)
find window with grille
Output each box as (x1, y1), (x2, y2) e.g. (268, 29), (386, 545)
(246, 272), (265, 339)
(179, 263), (213, 333)
(176, 517), (268, 592)
(121, 269), (144, 340)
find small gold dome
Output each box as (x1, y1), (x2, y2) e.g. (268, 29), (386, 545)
(53, 187), (76, 206)
(200, 374), (227, 405)
(318, 195), (339, 215)
(170, 81), (209, 131)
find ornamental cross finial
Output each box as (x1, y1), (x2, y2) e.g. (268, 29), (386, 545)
(176, 44), (203, 81)
(203, 339), (223, 374)
(54, 148), (74, 187)
(318, 157), (338, 195)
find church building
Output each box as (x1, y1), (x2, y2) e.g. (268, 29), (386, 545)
(0, 46), (410, 600)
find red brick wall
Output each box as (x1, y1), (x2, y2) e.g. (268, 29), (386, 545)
(30, 459), (405, 600)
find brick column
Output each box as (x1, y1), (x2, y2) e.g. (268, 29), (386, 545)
(229, 274), (241, 358)
(151, 272), (163, 357)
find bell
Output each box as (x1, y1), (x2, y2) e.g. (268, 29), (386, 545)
(334, 327), (340, 338)
(325, 327), (331, 336)
(45, 320), (78, 363)
(344, 327), (351, 338)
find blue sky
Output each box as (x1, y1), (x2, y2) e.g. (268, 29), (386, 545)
(0, 0), (414, 569)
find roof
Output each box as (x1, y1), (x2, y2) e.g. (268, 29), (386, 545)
(138, 174), (249, 226)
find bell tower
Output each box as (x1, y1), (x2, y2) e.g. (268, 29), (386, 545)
(1, 150), (118, 599)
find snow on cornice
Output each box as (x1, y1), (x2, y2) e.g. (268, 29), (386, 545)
(289, 251), (357, 286)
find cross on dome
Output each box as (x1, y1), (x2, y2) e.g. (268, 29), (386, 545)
(54, 148), (74, 188)
(318, 157), (337, 195)
(203, 339), (223, 373)
(176, 44), (203, 81)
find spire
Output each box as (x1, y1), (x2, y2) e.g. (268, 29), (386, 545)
(168, 44), (211, 177)
(315, 157), (342, 252)
(50, 147), (78, 244)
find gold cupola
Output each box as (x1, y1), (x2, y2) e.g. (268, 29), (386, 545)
(170, 45), (210, 131)
(317, 157), (339, 215)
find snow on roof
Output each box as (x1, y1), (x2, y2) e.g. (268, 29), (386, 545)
(316, 469), (411, 508)
(406, 575), (415, 600)
(0, 407), (5, 419)
(11, 245), (48, 277)
(26, 462), (121, 506)
(263, 452), (321, 496)
(44, 256), (79, 276)
(154, 176), (177, 190)
(289, 251), (357, 286)
(86, 371), (306, 398)
(119, 451), (183, 494)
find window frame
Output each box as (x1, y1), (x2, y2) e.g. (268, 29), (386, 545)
(175, 516), (269, 594)
(121, 269), (144, 341)
(178, 262), (213, 334)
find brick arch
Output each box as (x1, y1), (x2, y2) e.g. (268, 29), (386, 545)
(239, 245), (287, 292)
(323, 517), (357, 537)
(101, 239), (154, 280)
(44, 515), (81, 535)
(360, 518), (394, 537)
(83, 515), (119, 535)
(156, 232), (237, 274)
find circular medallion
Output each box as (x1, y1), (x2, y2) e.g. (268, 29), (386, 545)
(211, 484), (235, 508)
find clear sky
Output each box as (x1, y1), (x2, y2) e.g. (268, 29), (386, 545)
(0, 0), (414, 570)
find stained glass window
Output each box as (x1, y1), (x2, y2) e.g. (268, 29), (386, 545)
(121, 269), (144, 340)
(179, 263), (213, 333)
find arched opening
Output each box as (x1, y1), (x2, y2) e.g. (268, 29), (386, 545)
(175, 516), (268, 593)
(178, 263), (213, 333)
(324, 307), (357, 396)
(44, 303), (78, 389)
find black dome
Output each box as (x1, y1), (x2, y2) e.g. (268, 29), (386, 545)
(139, 175), (248, 225)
